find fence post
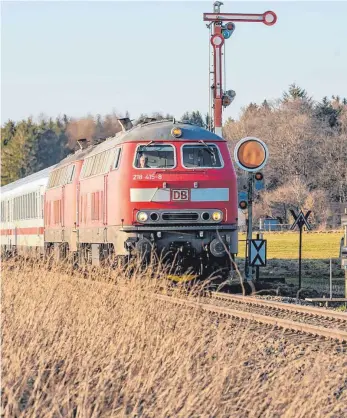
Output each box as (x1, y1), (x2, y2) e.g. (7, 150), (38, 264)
(330, 258), (332, 299)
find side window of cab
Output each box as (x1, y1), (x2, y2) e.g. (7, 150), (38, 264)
(113, 147), (122, 170)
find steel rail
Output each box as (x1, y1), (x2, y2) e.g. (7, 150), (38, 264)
(155, 294), (347, 342)
(211, 293), (347, 321)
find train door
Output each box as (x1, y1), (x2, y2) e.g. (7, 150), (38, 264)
(71, 178), (79, 253)
(64, 163), (79, 252)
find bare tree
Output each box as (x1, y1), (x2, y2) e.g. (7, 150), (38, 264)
(66, 117), (96, 149)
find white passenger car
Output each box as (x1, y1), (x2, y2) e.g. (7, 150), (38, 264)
(0, 166), (55, 254)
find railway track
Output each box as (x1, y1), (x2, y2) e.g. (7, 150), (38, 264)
(154, 292), (347, 343)
(7, 256), (347, 342)
(209, 292), (347, 332)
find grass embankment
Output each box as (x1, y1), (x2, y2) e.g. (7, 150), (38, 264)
(237, 232), (345, 295)
(2, 259), (347, 417)
(238, 231), (343, 260)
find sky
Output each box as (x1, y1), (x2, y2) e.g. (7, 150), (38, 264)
(1, 1), (347, 124)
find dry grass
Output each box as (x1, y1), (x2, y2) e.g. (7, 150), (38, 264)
(2, 258), (347, 417)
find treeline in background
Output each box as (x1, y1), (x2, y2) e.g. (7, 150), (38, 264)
(1, 84), (347, 228)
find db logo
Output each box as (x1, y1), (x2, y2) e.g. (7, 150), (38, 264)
(172, 190), (189, 201)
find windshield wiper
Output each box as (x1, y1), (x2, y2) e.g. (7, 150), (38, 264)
(145, 140), (155, 146)
(199, 140), (214, 156)
(141, 140), (164, 147)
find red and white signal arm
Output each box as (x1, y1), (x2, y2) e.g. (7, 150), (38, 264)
(203, 11), (277, 26)
(234, 137), (269, 172)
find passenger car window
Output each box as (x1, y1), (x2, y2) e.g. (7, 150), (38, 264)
(182, 144), (222, 168)
(135, 144), (175, 169)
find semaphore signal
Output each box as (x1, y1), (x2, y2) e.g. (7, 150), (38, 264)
(204, 2), (277, 137)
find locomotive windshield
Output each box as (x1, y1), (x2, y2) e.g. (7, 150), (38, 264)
(135, 144), (175, 169)
(182, 144), (223, 168)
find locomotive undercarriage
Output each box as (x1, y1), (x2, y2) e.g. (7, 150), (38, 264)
(42, 224), (238, 281)
(123, 225), (238, 280)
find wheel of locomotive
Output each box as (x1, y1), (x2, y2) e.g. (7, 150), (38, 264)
(113, 254), (129, 269)
(76, 244), (91, 277)
(70, 250), (79, 269)
(60, 243), (70, 264)
(99, 244), (114, 268)
(43, 243), (54, 270)
(1, 246), (15, 261)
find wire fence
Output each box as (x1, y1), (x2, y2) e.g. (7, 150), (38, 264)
(238, 223), (344, 233)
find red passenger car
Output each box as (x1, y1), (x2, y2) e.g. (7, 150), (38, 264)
(44, 119), (238, 277)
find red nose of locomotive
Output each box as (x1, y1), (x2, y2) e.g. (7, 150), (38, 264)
(118, 120), (238, 277)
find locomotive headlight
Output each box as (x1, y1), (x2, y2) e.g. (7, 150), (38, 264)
(171, 127), (182, 138)
(137, 211), (148, 222)
(212, 211), (223, 221)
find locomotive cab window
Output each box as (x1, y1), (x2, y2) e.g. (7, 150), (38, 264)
(67, 165), (75, 184)
(182, 144), (223, 168)
(134, 144), (175, 169)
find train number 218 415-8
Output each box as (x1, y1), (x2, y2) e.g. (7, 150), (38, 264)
(133, 173), (163, 181)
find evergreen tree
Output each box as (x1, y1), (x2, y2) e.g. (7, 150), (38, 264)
(181, 112), (190, 122)
(180, 110), (204, 127)
(191, 111), (204, 127)
(62, 114), (69, 127)
(1, 120), (16, 146)
(282, 83), (312, 103)
(244, 103), (258, 113)
(205, 113), (213, 131)
(261, 100), (271, 111)
(315, 96), (342, 128)
(94, 114), (104, 139)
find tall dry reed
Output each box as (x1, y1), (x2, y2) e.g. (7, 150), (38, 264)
(2, 258), (347, 417)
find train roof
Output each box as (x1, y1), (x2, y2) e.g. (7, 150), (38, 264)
(0, 164), (56, 197)
(55, 120), (224, 168)
(120, 120), (224, 143)
(0, 121), (223, 192)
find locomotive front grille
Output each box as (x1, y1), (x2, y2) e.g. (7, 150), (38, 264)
(134, 209), (223, 224)
(162, 212), (199, 221)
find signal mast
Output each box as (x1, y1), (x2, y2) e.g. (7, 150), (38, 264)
(203, 2), (277, 136)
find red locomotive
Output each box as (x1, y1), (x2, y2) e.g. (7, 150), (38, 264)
(45, 118), (238, 276)
(1, 118), (238, 278)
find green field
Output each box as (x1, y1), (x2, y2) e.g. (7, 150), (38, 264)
(238, 231), (343, 260)
(236, 231), (345, 295)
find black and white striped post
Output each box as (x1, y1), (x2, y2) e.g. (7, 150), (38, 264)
(290, 210), (311, 291)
